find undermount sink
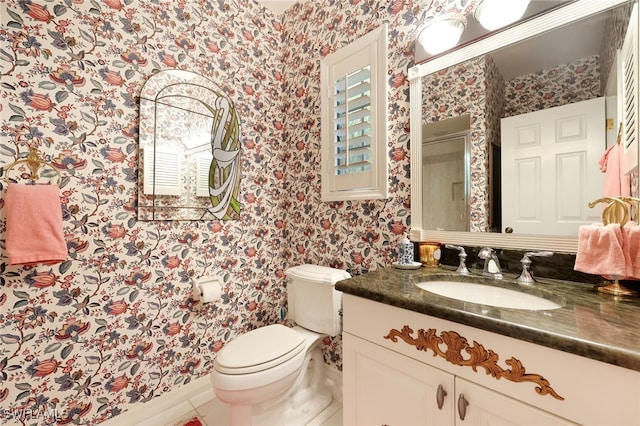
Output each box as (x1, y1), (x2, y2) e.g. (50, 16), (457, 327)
(416, 280), (563, 310)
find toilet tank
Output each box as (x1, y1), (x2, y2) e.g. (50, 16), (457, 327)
(285, 264), (351, 336)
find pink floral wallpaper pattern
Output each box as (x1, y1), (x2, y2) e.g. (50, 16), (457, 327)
(504, 55), (601, 118)
(1, 0), (292, 424)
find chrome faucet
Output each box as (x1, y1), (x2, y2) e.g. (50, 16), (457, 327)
(517, 251), (554, 284)
(478, 247), (503, 279)
(445, 244), (470, 275)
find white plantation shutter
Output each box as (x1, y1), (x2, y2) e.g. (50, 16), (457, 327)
(143, 147), (182, 196)
(621, 3), (639, 174)
(321, 24), (388, 201)
(334, 65), (372, 177)
(196, 154), (213, 197)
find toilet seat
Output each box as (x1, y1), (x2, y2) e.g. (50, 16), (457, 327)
(215, 324), (306, 375)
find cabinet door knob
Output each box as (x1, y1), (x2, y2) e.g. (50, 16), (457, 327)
(436, 384), (447, 410)
(457, 393), (469, 420)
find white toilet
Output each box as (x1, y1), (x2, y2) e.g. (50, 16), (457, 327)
(211, 264), (351, 426)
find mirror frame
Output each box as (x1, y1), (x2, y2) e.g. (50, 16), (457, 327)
(409, 0), (634, 253)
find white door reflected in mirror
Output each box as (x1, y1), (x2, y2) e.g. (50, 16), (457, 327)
(501, 97), (606, 235)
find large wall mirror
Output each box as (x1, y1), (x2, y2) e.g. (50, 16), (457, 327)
(138, 70), (242, 221)
(410, 0), (638, 252)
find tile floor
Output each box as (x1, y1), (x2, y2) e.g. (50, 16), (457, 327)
(144, 393), (343, 426)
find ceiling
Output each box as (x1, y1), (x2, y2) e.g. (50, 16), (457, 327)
(491, 10), (606, 80)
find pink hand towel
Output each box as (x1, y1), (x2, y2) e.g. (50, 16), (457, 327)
(622, 223), (640, 279)
(5, 184), (67, 266)
(574, 223), (626, 277)
(599, 144), (631, 198)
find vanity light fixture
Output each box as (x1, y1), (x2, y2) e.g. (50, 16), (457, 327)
(473, 0), (531, 31)
(417, 13), (467, 55)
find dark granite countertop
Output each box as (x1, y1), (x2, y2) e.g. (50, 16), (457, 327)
(336, 266), (640, 372)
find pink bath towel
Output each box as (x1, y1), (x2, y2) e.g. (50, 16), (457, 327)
(599, 144), (631, 198)
(574, 223), (627, 277)
(622, 223), (640, 279)
(5, 184), (67, 266)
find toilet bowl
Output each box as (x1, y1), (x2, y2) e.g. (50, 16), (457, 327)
(211, 264), (350, 426)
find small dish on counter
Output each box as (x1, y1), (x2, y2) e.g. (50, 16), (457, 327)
(392, 261), (422, 270)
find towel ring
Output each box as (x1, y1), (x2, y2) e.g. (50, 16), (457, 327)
(3, 148), (61, 186)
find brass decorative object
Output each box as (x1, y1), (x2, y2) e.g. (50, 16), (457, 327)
(588, 197), (629, 227)
(596, 279), (638, 297)
(587, 195), (640, 296)
(384, 325), (564, 400)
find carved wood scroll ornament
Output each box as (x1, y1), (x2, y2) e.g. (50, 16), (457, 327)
(384, 325), (564, 401)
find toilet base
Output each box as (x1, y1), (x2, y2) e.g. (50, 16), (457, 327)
(253, 386), (332, 426)
(225, 346), (333, 426)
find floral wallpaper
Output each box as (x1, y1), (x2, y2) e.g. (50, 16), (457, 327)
(0, 0), (288, 424)
(503, 54), (601, 117)
(0, 0), (478, 423)
(484, 54), (504, 231)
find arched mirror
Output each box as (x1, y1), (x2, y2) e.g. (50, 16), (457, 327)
(410, 0), (638, 252)
(137, 70), (242, 221)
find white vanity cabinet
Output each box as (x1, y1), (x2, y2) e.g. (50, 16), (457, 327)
(342, 294), (640, 425)
(344, 334), (574, 425)
(453, 378), (575, 425)
(344, 333), (454, 425)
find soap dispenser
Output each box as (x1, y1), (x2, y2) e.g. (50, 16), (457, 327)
(398, 235), (414, 265)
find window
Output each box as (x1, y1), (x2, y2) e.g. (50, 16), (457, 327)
(320, 24), (388, 201)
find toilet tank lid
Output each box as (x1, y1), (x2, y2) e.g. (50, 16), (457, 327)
(285, 264), (351, 284)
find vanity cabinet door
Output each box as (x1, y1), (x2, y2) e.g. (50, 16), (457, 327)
(454, 378), (577, 426)
(343, 332), (454, 426)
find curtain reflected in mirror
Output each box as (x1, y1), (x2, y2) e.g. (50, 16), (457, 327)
(138, 70), (242, 221)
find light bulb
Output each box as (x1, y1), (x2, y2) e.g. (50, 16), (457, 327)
(418, 14), (467, 55)
(474, 0), (531, 31)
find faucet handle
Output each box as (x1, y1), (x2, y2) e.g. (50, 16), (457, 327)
(445, 244), (469, 275)
(445, 244), (467, 256)
(517, 251), (553, 284)
(522, 251), (554, 261)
